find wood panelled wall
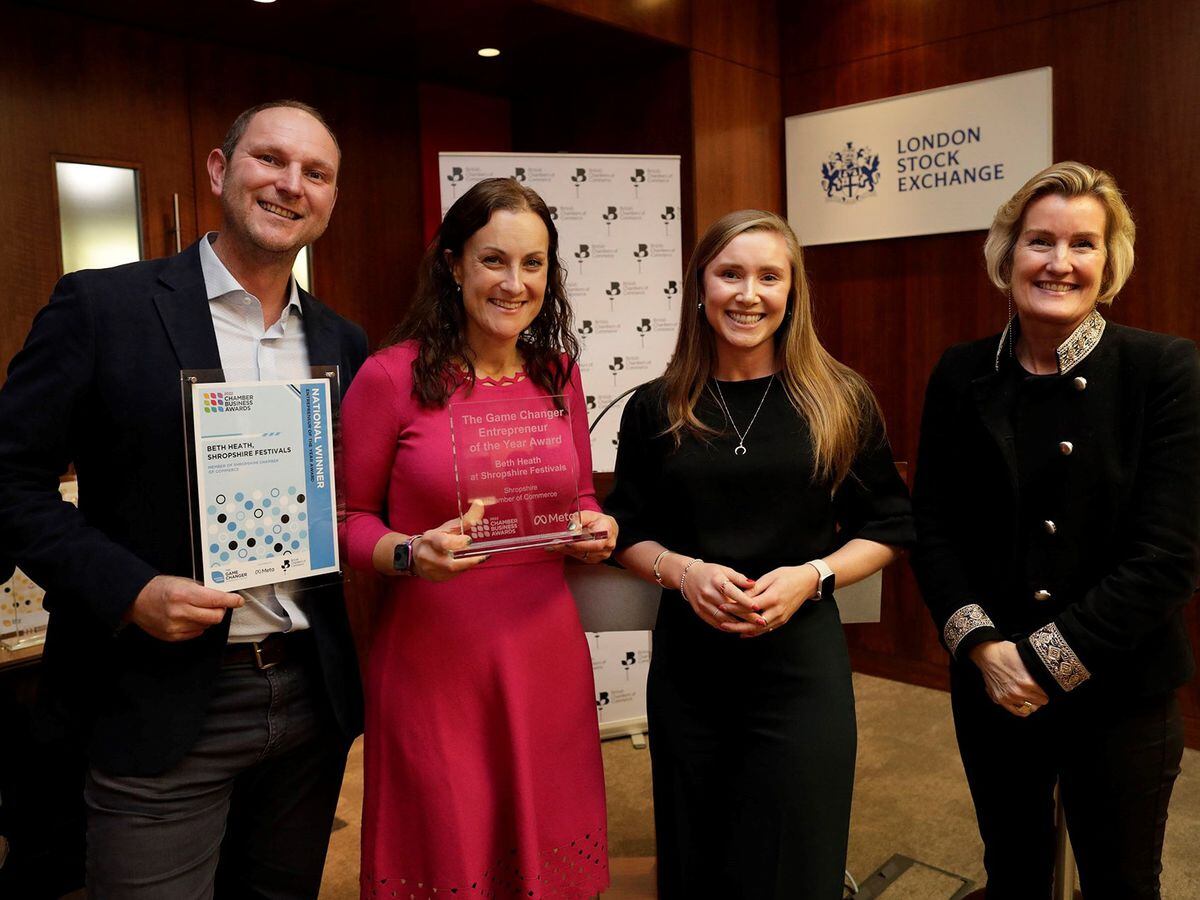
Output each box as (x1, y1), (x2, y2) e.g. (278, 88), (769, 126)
(536, 0), (783, 239)
(782, 0), (1200, 743)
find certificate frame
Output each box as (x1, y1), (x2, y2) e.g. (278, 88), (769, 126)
(181, 366), (343, 593)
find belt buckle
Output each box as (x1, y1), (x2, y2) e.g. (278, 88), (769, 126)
(252, 640), (279, 671)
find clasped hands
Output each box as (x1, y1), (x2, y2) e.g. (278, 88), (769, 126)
(680, 561), (820, 639)
(968, 640), (1050, 717)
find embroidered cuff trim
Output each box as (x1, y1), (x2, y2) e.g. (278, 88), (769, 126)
(944, 604), (995, 656)
(1029, 622), (1091, 692)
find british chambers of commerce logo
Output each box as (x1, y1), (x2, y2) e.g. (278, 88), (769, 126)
(820, 141), (880, 203)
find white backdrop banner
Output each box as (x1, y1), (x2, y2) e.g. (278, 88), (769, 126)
(438, 153), (683, 473)
(590, 629), (652, 737)
(785, 68), (1052, 245)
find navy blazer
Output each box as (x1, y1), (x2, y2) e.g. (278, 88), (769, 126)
(0, 241), (368, 775)
(911, 316), (1200, 700)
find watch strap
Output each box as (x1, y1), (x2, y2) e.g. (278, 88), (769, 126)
(805, 558), (835, 600)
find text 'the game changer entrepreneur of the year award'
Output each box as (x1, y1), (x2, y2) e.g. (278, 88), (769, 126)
(447, 393), (604, 557)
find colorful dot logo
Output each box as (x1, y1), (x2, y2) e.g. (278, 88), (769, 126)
(203, 391), (226, 413)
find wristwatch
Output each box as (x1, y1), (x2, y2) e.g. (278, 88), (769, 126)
(393, 534), (422, 575)
(805, 558), (835, 601)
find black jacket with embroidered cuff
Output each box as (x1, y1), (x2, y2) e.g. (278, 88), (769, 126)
(912, 315), (1200, 698)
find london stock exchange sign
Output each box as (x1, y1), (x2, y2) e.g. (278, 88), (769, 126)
(785, 68), (1052, 246)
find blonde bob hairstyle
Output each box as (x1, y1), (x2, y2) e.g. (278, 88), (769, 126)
(983, 161), (1136, 306)
(661, 210), (879, 489)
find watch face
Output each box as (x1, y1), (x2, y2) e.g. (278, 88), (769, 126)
(393, 542), (410, 572)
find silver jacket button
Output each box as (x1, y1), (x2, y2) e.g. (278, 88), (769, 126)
(1059, 441), (1074, 455)
(1043, 520), (1057, 535)
(1074, 376), (1088, 391)
(1034, 589), (1052, 602)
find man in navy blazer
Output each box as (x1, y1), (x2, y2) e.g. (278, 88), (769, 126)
(0, 101), (367, 898)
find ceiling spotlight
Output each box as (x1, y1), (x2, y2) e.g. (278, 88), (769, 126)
(477, 48), (501, 58)
(252, 0), (276, 4)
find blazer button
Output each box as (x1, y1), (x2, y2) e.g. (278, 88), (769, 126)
(1043, 519), (1057, 535)
(1074, 376), (1088, 391)
(1034, 589), (1052, 602)
(1059, 441), (1074, 455)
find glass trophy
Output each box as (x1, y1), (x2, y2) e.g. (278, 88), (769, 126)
(180, 367), (344, 593)
(448, 393), (605, 557)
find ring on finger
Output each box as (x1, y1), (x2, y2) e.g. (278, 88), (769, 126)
(721, 580), (731, 596)
(1019, 700), (1035, 714)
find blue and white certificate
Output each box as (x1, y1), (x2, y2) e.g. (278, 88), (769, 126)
(189, 378), (339, 591)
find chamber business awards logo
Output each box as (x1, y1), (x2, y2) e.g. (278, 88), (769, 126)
(203, 391), (225, 413)
(203, 391), (253, 413)
(820, 141), (880, 202)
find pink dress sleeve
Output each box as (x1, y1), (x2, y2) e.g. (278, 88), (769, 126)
(339, 353), (402, 571)
(566, 362), (601, 515)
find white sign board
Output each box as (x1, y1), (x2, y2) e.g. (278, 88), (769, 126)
(785, 68), (1052, 245)
(590, 630), (652, 738)
(439, 153), (683, 472)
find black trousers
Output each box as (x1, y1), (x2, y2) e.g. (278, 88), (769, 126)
(950, 663), (1183, 900)
(647, 598), (857, 900)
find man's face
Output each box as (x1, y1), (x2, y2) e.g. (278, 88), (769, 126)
(208, 107), (339, 258)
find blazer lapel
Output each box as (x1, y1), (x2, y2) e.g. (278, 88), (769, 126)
(152, 243), (223, 373)
(299, 289), (342, 384)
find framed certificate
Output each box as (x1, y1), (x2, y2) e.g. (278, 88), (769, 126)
(182, 369), (341, 591)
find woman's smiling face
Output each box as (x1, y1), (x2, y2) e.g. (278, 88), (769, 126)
(702, 230), (792, 363)
(452, 208), (549, 351)
(1010, 193), (1107, 334)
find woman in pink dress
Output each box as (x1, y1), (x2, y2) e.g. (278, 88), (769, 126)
(342, 178), (617, 899)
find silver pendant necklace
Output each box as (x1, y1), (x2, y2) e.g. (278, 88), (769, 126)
(710, 376), (774, 456)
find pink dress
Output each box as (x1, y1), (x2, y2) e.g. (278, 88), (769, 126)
(341, 342), (609, 900)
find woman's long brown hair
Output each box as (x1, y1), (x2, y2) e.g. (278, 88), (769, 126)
(386, 177), (579, 408)
(662, 209), (879, 489)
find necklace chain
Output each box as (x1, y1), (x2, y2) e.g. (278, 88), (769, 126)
(710, 376), (773, 456)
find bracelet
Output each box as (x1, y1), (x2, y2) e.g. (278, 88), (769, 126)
(678, 558), (703, 601)
(652, 549), (672, 586)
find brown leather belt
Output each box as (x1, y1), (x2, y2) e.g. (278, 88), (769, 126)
(222, 631), (311, 670)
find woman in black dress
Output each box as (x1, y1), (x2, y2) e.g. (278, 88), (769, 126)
(911, 162), (1200, 899)
(604, 210), (913, 899)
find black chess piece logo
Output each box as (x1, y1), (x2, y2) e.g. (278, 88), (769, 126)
(632, 243), (649, 273)
(602, 206), (618, 236)
(571, 167), (588, 198)
(605, 281), (621, 311)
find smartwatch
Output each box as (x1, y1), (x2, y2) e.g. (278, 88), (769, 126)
(805, 558), (835, 601)
(393, 534), (422, 575)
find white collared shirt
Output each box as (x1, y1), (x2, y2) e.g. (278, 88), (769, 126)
(199, 233), (312, 642)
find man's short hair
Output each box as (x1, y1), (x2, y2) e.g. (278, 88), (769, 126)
(220, 100), (341, 165)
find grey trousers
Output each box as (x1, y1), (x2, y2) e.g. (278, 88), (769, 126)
(84, 645), (348, 900)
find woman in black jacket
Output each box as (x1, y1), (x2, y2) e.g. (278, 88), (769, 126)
(911, 161), (1200, 900)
